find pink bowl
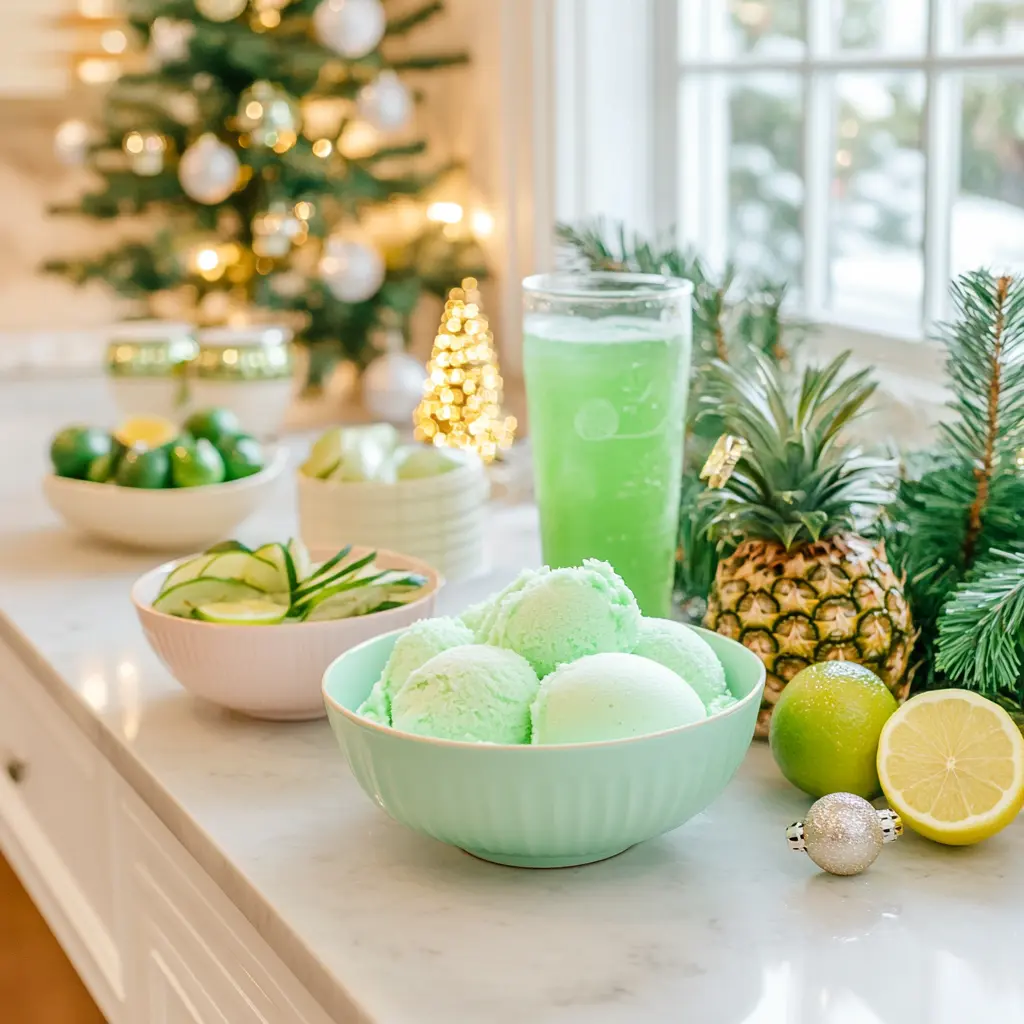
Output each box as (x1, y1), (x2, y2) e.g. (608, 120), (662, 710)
(131, 546), (442, 720)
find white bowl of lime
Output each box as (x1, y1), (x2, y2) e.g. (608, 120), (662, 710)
(131, 540), (442, 720)
(44, 412), (287, 552)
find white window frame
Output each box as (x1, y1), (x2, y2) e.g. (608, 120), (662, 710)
(501, 0), (1024, 436)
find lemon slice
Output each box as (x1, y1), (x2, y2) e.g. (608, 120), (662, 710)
(877, 689), (1024, 846)
(194, 599), (288, 625)
(115, 415), (178, 450)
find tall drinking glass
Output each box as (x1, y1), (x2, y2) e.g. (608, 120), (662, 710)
(522, 273), (692, 617)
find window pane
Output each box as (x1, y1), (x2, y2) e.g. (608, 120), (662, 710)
(829, 73), (925, 322)
(834, 0), (928, 52)
(728, 74), (804, 283)
(959, 0), (1024, 50)
(716, 0), (805, 57)
(952, 73), (1024, 277)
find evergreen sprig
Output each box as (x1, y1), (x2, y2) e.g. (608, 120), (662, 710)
(885, 270), (1024, 698)
(937, 549), (1024, 698)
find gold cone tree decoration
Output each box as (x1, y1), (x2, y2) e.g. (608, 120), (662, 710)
(414, 278), (516, 462)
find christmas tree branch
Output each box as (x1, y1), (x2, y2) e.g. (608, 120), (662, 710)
(936, 548), (1024, 698)
(389, 52), (469, 71)
(963, 274), (1011, 565)
(386, 1), (444, 35)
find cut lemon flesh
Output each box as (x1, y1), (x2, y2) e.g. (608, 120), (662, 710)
(194, 599), (288, 625)
(116, 415), (178, 449)
(877, 689), (1024, 845)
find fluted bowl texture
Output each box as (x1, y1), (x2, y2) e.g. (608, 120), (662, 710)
(133, 547), (441, 721)
(323, 625), (765, 867)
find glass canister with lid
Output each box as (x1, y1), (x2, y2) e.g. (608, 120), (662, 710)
(191, 325), (295, 436)
(105, 320), (198, 419)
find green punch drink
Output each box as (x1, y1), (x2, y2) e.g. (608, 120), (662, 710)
(523, 273), (692, 616)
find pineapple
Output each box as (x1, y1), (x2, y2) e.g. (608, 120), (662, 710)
(700, 354), (915, 737)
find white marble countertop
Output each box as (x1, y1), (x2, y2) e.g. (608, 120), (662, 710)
(2, 377), (1023, 1024)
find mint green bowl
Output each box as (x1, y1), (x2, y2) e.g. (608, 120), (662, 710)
(322, 626), (765, 868)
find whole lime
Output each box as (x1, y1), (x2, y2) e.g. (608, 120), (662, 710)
(184, 408), (241, 448)
(85, 451), (119, 483)
(116, 446), (171, 489)
(171, 439), (226, 487)
(51, 426), (112, 479)
(768, 661), (898, 799)
(219, 434), (265, 481)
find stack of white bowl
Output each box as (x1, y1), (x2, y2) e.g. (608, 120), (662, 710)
(298, 456), (489, 581)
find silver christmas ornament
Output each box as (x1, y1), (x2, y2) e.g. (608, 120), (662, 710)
(54, 119), (91, 166)
(363, 334), (427, 424)
(252, 202), (302, 258)
(178, 134), (240, 204)
(357, 70), (411, 132)
(313, 0), (385, 58)
(319, 234), (385, 303)
(149, 17), (194, 65)
(236, 81), (300, 150)
(195, 0), (247, 22)
(786, 793), (901, 876)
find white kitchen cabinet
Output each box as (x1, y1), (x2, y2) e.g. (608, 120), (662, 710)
(0, 633), (334, 1024)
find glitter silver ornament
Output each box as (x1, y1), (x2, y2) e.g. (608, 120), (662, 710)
(178, 134), (240, 204)
(318, 234), (385, 302)
(195, 0), (247, 23)
(786, 793), (901, 876)
(313, 0), (385, 58)
(357, 70), (412, 132)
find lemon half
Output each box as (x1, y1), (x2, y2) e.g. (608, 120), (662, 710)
(877, 689), (1024, 846)
(115, 415), (178, 450)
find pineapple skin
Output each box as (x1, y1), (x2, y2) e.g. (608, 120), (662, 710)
(703, 533), (915, 738)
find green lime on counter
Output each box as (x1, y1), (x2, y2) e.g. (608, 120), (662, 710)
(184, 408), (241, 448)
(116, 446), (171, 489)
(51, 427), (112, 479)
(219, 434), (265, 481)
(171, 439), (226, 488)
(768, 661), (898, 800)
(85, 451), (119, 483)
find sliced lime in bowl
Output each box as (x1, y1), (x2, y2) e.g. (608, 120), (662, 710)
(194, 599), (289, 625)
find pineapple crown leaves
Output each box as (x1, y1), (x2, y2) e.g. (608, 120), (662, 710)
(701, 352), (895, 550)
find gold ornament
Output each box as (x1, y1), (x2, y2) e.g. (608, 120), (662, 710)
(195, 0), (247, 22)
(413, 278), (516, 463)
(700, 434), (747, 489)
(236, 81), (300, 152)
(123, 131), (167, 176)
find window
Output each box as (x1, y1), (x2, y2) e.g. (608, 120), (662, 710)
(671, 0), (1024, 337)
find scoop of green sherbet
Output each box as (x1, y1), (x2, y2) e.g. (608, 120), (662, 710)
(632, 617), (729, 708)
(359, 616), (474, 723)
(485, 559), (640, 677)
(357, 679), (390, 724)
(531, 652), (706, 744)
(391, 645), (540, 743)
(460, 566), (551, 641)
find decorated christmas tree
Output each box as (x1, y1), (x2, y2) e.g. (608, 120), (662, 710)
(413, 277), (516, 463)
(46, 0), (476, 382)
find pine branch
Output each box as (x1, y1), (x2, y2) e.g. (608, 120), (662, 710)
(937, 548), (1024, 698)
(389, 52), (469, 71)
(386, 1), (444, 35)
(964, 274), (1011, 564)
